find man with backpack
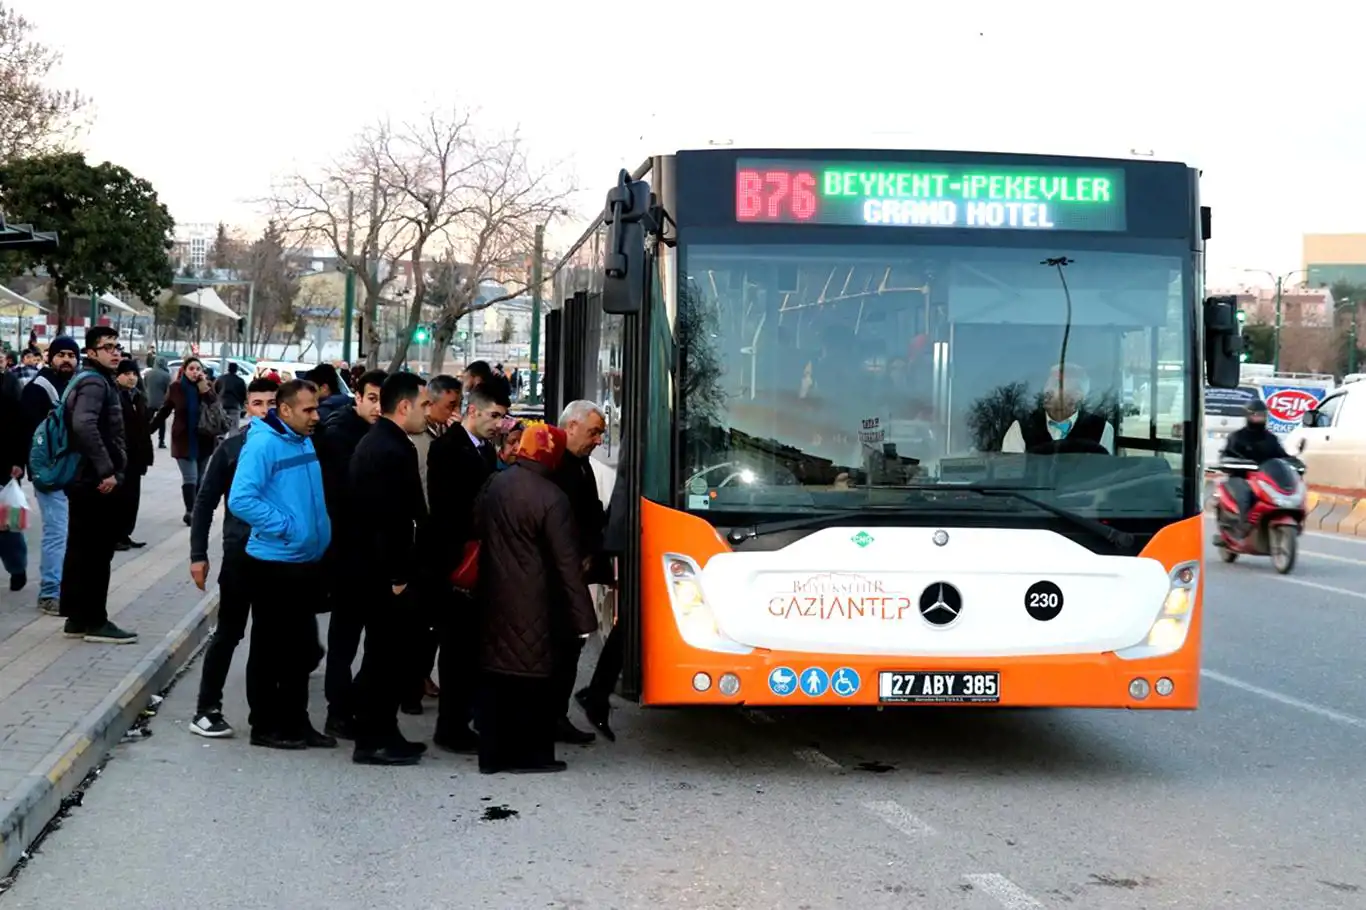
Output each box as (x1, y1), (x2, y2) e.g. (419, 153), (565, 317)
(19, 336), (80, 615)
(50, 327), (135, 644)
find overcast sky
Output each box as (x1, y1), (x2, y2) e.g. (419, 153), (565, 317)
(30, 0), (1358, 286)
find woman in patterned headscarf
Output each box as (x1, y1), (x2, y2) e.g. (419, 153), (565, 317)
(469, 424), (598, 774)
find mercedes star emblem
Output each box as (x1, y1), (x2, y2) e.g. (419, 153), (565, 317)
(918, 582), (963, 627)
(932, 530), (949, 547)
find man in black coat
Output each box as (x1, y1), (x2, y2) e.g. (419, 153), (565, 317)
(314, 370), (387, 739)
(426, 379), (509, 753)
(551, 399), (608, 745)
(348, 372), (430, 765)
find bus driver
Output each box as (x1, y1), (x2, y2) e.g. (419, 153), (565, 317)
(1000, 363), (1115, 455)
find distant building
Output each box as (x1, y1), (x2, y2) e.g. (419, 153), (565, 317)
(1206, 285), (1333, 327)
(171, 222), (218, 271)
(1303, 233), (1366, 288)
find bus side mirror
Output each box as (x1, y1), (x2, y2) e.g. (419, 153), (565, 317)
(1204, 295), (1242, 389)
(602, 170), (652, 315)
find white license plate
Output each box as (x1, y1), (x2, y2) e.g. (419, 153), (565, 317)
(878, 671), (1000, 704)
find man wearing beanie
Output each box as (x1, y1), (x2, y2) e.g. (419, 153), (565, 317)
(20, 336), (80, 615)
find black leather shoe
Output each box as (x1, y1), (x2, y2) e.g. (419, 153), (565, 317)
(302, 725), (338, 748)
(353, 745), (421, 766)
(250, 731), (306, 750)
(324, 715), (357, 740)
(575, 688), (616, 742)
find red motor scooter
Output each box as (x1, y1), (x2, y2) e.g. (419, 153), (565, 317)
(1211, 456), (1308, 574)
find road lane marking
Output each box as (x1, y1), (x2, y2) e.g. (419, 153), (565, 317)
(963, 873), (1044, 909)
(792, 747), (843, 771)
(863, 800), (934, 837)
(1305, 531), (1366, 546)
(1201, 670), (1366, 730)
(1300, 549), (1366, 567)
(1263, 576), (1366, 600)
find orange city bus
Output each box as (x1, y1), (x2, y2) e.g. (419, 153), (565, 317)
(542, 144), (1242, 710)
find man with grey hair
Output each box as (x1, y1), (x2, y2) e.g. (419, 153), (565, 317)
(404, 373), (461, 713)
(1000, 363), (1114, 455)
(550, 399), (609, 745)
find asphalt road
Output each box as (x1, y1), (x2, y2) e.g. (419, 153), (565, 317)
(4, 526), (1366, 910)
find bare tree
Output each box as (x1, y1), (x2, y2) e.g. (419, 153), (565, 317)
(240, 221), (299, 357)
(413, 127), (571, 373)
(0, 6), (88, 162)
(266, 120), (419, 368)
(268, 107), (571, 371)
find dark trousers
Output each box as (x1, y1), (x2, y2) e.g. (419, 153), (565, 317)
(552, 635), (586, 719)
(406, 592), (442, 705)
(244, 557), (322, 737)
(323, 591), (365, 722)
(434, 590), (478, 740)
(353, 585), (412, 749)
(586, 621), (624, 700)
(196, 551), (251, 715)
(60, 485), (118, 628)
(476, 671), (555, 771)
(116, 469), (142, 540)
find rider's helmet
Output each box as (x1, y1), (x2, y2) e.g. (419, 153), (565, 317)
(1245, 398), (1269, 426)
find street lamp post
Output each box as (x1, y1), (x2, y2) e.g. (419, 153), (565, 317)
(1243, 268), (1307, 371)
(529, 222), (545, 406)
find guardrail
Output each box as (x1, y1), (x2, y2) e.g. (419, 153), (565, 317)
(1203, 471), (1366, 536)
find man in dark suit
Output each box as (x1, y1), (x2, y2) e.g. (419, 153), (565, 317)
(426, 379), (510, 753)
(349, 372), (431, 765)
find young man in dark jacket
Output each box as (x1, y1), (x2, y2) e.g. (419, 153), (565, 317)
(348, 372), (430, 765)
(227, 379), (333, 751)
(20, 336), (79, 615)
(187, 377), (278, 738)
(114, 358), (154, 550)
(61, 326), (135, 644)
(314, 369), (386, 740)
(426, 380), (509, 753)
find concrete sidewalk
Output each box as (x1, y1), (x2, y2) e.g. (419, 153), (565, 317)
(0, 458), (223, 876)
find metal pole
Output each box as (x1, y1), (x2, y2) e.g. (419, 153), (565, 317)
(89, 290), (98, 325)
(1350, 298), (1358, 375)
(244, 282), (255, 359)
(1273, 276), (1282, 371)
(529, 222), (544, 405)
(343, 190), (355, 364)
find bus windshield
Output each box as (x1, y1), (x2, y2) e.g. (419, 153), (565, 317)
(676, 240), (1190, 520)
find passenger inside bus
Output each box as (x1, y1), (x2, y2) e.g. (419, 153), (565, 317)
(1000, 363), (1116, 455)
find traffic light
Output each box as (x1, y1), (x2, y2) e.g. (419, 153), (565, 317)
(413, 325), (429, 343)
(1239, 351), (1249, 362)
(457, 329), (468, 341)
(1236, 308), (1247, 326)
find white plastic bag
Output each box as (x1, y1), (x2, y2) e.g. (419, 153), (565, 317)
(0, 480), (30, 532)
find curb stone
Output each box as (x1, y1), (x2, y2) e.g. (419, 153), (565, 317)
(0, 589), (220, 877)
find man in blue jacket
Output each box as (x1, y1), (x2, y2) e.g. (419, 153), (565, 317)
(227, 378), (334, 751)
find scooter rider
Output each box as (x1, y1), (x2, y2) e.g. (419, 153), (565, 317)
(1220, 399), (1290, 532)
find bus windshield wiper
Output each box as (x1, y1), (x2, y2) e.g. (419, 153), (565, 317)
(912, 484), (1135, 549)
(724, 499), (1008, 545)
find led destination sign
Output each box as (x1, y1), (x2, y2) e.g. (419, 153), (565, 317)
(735, 158), (1126, 232)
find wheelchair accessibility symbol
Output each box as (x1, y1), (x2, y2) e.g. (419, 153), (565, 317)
(831, 667), (860, 698)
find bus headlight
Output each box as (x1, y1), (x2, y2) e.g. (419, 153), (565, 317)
(1116, 560), (1199, 660)
(662, 554), (753, 655)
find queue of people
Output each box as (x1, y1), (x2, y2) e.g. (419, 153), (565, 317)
(186, 358), (615, 774)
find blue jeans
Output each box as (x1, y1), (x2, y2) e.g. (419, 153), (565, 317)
(176, 457), (208, 488)
(0, 529), (26, 579)
(34, 488), (68, 599)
